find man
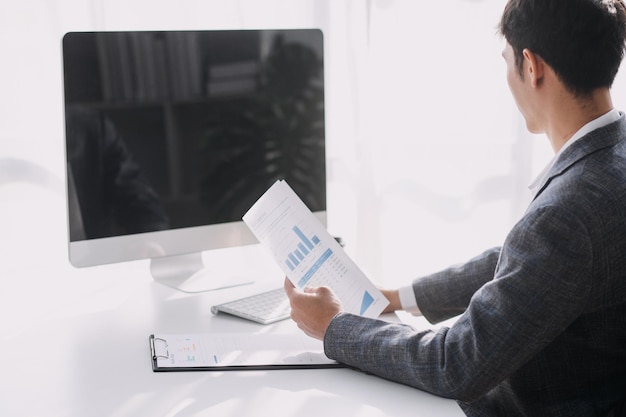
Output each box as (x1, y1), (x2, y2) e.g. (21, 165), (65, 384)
(284, 0), (626, 416)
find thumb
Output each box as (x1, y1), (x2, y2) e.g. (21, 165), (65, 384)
(284, 277), (298, 296)
(314, 286), (333, 296)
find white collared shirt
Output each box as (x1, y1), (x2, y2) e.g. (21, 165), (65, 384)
(398, 108), (621, 315)
(398, 285), (421, 315)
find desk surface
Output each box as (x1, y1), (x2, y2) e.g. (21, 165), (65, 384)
(0, 249), (463, 417)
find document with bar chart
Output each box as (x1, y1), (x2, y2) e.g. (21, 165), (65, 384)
(242, 180), (389, 318)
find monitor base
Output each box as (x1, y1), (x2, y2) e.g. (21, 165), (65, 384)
(150, 253), (254, 293)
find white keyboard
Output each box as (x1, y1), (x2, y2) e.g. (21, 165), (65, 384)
(211, 288), (291, 324)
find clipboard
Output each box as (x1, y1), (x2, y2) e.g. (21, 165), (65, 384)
(149, 333), (343, 372)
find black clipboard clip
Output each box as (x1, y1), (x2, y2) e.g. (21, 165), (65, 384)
(150, 335), (169, 360)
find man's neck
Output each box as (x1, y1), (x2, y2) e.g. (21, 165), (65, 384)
(545, 88), (613, 153)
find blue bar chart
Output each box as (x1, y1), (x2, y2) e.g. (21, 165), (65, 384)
(284, 226), (321, 272)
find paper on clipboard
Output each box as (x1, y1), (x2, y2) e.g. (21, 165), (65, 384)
(150, 333), (341, 371)
(242, 180), (389, 318)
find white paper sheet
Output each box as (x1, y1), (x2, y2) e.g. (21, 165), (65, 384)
(242, 180), (389, 318)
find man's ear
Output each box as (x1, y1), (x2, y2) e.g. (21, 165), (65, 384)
(522, 48), (545, 88)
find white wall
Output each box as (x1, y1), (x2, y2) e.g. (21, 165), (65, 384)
(1, 0), (625, 287)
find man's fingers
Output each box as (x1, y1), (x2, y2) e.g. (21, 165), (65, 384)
(284, 278), (325, 298)
(284, 277), (297, 295)
(315, 286), (332, 296)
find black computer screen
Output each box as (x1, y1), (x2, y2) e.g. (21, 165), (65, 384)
(63, 29), (326, 242)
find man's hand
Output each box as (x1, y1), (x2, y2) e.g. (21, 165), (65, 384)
(378, 288), (402, 313)
(283, 278), (343, 340)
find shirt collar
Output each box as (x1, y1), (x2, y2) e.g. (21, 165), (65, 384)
(528, 109), (621, 197)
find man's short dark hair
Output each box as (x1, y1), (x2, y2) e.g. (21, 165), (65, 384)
(499, 0), (626, 96)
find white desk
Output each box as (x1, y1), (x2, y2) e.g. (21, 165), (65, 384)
(0, 252), (464, 417)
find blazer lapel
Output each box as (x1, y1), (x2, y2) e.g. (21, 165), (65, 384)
(533, 114), (626, 200)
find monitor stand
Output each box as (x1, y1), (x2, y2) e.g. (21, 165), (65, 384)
(150, 252), (254, 293)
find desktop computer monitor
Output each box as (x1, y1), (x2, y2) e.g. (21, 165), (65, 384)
(62, 29), (326, 292)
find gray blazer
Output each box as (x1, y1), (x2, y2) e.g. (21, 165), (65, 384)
(324, 114), (626, 416)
